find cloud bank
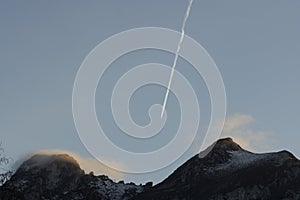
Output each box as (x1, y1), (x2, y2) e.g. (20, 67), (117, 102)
(221, 113), (272, 152)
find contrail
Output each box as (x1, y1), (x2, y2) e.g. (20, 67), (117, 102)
(161, 0), (194, 118)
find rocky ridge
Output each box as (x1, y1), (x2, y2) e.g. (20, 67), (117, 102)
(1, 138), (300, 200)
(0, 154), (147, 200)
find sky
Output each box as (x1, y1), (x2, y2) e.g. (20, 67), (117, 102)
(0, 1), (300, 184)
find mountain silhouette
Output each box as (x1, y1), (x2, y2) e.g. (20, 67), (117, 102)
(1, 138), (300, 200)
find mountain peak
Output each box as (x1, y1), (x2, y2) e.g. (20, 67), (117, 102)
(2, 140), (300, 200)
(213, 137), (242, 151)
(134, 138), (300, 200)
(1, 154), (146, 200)
(17, 154), (84, 178)
(198, 137), (242, 160)
(8, 154), (85, 193)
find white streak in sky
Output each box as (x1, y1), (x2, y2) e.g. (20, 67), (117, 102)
(161, 0), (194, 118)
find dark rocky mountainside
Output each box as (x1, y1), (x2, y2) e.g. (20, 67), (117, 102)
(1, 138), (300, 200)
(133, 138), (300, 200)
(0, 154), (147, 200)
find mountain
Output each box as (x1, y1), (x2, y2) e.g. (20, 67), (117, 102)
(133, 138), (300, 200)
(1, 138), (300, 200)
(0, 154), (148, 200)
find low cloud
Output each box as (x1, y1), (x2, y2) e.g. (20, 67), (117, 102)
(13, 150), (124, 181)
(223, 114), (254, 132)
(221, 113), (272, 152)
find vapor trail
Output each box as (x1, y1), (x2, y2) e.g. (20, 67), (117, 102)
(161, 0), (194, 118)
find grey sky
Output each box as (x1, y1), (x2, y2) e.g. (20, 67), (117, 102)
(0, 1), (299, 184)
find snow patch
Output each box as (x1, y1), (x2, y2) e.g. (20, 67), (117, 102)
(210, 150), (268, 172)
(89, 176), (143, 200)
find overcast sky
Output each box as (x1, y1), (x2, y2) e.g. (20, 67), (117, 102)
(0, 1), (300, 184)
